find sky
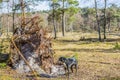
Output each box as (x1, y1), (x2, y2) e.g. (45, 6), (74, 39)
(79, 0), (120, 8)
(1, 0), (120, 13)
(33, 0), (120, 11)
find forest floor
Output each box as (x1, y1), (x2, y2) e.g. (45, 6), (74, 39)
(0, 32), (120, 80)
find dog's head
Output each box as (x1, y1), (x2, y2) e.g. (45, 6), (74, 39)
(58, 57), (67, 63)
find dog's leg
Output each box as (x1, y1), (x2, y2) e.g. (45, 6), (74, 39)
(75, 64), (78, 76)
(70, 65), (74, 73)
(64, 67), (67, 76)
(67, 65), (70, 80)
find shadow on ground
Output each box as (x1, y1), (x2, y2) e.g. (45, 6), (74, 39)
(0, 53), (9, 63)
(102, 77), (120, 80)
(87, 61), (120, 65)
(56, 38), (120, 43)
(55, 48), (120, 53)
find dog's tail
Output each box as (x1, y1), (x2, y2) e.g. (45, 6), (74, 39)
(72, 53), (78, 60)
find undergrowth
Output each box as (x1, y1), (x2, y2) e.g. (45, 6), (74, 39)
(0, 62), (7, 68)
(113, 42), (120, 50)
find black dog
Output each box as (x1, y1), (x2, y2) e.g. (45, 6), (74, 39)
(58, 57), (78, 75)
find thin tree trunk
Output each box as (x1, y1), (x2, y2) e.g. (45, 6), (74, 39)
(21, 0), (25, 28)
(12, 0), (15, 33)
(117, 19), (120, 30)
(7, 1), (9, 36)
(57, 22), (60, 32)
(94, 0), (101, 41)
(0, 4), (2, 36)
(70, 22), (73, 32)
(53, 2), (57, 39)
(103, 0), (107, 40)
(55, 21), (57, 32)
(119, 20), (120, 30)
(108, 17), (110, 33)
(62, 0), (65, 36)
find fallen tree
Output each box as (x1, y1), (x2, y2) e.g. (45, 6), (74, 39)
(8, 15), (65, 78)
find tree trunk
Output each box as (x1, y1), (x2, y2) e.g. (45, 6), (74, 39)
(103, 0), (107, 40)
(12, 0), (15, 33)
(53, 2), (57, 39)
(7, 1), (9, 36)
(117, 19), (120, 30)
(108, 17), (111, 33)
(56, 22), (59, 32)
(70, 22), (73, 32)
(21, 0), (25, 28)
(94, 0), (101, 41)
(0, 5), (2, 36)
(62, 0), (65, 36)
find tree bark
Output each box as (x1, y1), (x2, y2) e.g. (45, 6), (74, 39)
(62, 0), (65, 36)
(117, 19), (120, 30)
(103, 0), (107, 40)
(70, 22), (73, 32)
(53, 2), (57, 39)
(94, 0), (101, 41)
(12, 0), (15, 33)
(7, 1), (9, 36)
(21, 0), (25, 28)
(108, 17), (110, 33)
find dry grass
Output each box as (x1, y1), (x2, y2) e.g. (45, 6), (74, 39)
(52, 32), (120, 80)
(0, 32), (120, 80)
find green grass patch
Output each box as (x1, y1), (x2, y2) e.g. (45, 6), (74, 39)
(0, 76), (16, 80)
(0, 62), (7, 68)
(113, 42), (120, 50)
(101, 77), (120, 80)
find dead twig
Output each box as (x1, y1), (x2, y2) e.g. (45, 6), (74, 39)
(11, 36), (39, 80)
